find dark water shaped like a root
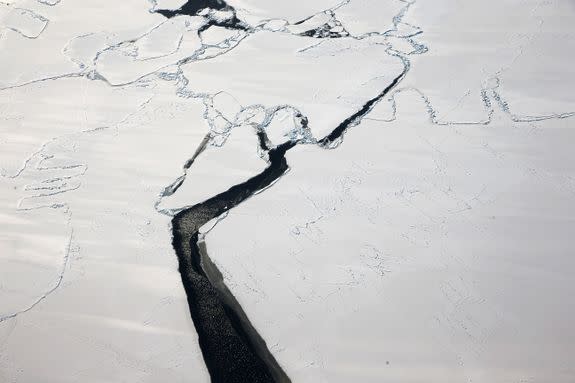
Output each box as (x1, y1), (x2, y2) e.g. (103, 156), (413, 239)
(172, 143), (295, 383)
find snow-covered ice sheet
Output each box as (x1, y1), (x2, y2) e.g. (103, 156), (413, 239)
(1, 0), (574, 382)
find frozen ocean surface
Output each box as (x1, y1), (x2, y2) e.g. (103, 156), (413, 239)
(1, 0), (574, 382)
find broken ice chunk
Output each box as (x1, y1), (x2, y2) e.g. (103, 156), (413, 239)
(3, 8), (48, 39)
(287, 11), (349, 39)
(261, 19), (288, 32)
(157, 125), (267, 212)
(211, 92), (243, 121)
(263, 107), (312, 146)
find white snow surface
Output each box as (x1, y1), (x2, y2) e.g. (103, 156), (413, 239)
(1, 0), (574, 382)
